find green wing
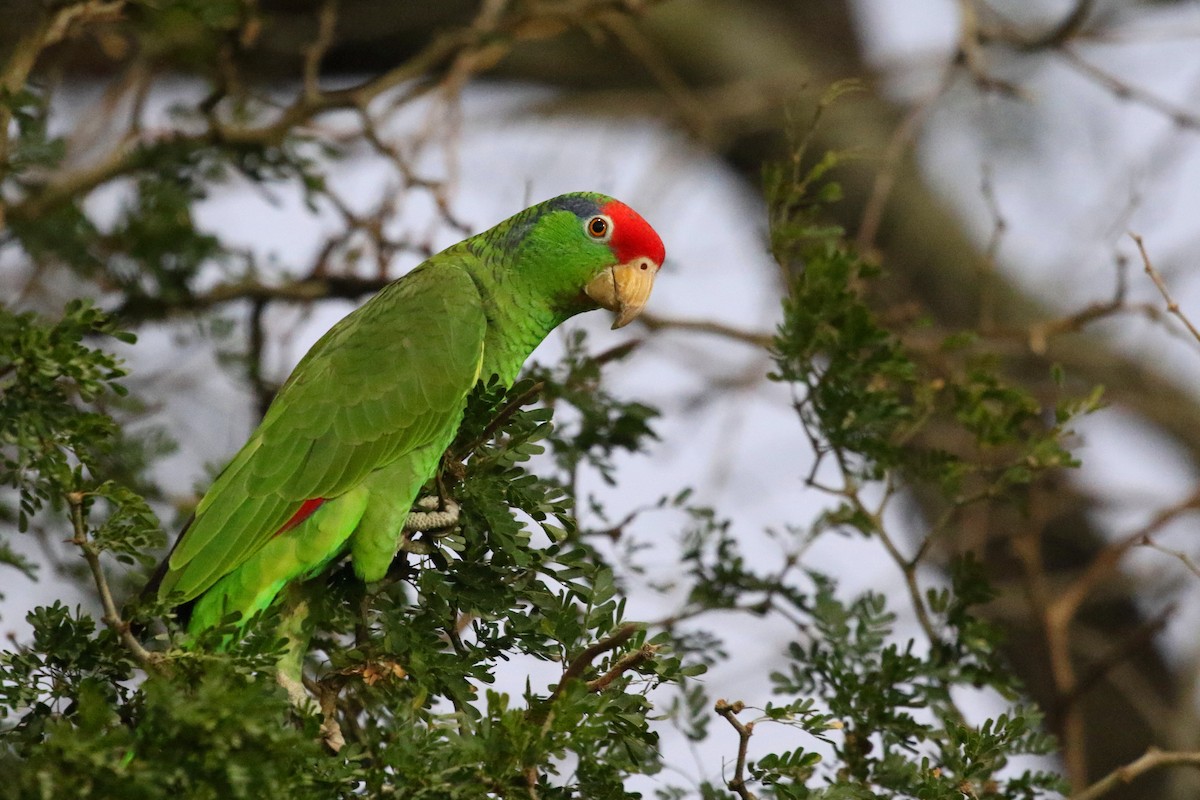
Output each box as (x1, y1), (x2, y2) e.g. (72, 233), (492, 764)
(157, 258), (486, 601)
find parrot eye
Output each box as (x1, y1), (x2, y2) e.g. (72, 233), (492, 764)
(586, 215), (612, 240)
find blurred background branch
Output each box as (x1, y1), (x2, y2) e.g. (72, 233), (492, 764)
(5, 1), (1200, 798)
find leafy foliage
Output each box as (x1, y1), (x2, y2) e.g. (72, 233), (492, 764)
(527, 331), (660, 488)
(1, 331), (692, 797)
(0, 301), (134, 533)
(759, 572), (1061, 799)
(0, 11), (1109, 798)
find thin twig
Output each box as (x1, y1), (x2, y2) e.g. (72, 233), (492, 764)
(714, 699), (758, 800)
(1049, 486), (1200, 630)
(1131, 233), (1200, 345)
(857, 65), (955, 253)
(114, 275), (391, 321)
(586, 644), (658, 692)
(1009, 482), (1086, 788)
(1062, 49), (1200, 132)
(1070, 747), (1200, 800)
(602, 12), (712, 140)
(302, 0), (339, 102)
(7, 0), (665, 226)
(44, 0), (127, 47)
(1064, 606), (1173, 712)
(529, 623), (642, 732)
(1141, 539), (1200, 582)
(638, 313), (773, 348)
(452, 381), (546, 460)
(66, 492), (161, 669)
(976, 163), (1007, 334)
(1027, 298), (1173, 356)
(550, 623), (639, 704)
(1011, 0), (1094, 51)
(1040, 484), (1200, 786)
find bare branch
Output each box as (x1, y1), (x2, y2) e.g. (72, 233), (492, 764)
(1132, 233), (1200, 346)
(1037, 484), (1200, 785)
(1012, 0), (1094, 51)
(1140, 539), (1200, 582)
(637, 313), (772, 348)
(1071, 747), (1200, 800)
(46, 1), (126, 45)
(114, 275), (391, 321)
(714, 699), (758, 800)
(857, 65), (954, 254)
(302, 0), (339, 102)
(7, 0), (665, 227)
(1049, 486), (1200, 650)
(1060, 48), (1200, 132)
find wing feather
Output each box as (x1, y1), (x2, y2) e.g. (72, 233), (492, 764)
(159, 261), (487, 601)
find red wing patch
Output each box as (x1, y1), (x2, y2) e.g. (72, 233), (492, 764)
(274, 497), (326, 537)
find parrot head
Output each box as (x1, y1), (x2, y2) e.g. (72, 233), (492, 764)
(506, 193), (665, 329)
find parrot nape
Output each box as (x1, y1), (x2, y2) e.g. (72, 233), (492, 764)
(146, 192), (664, 641)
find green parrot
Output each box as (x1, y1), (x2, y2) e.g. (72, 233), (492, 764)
(149, 192), (664, 635)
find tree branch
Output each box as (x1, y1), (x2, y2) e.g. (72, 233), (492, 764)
(4, 0), (662, 227)
(714, 699), (758, 800)
(551, 622), (640, 703)
(66, 491), (161, 670)
(1132, 233), (1200, 346)
(586, 643), (658, 692)
(637, 313), (772, 348)
(113, 275), (391, 321)
(1071, 747), (1200, 800)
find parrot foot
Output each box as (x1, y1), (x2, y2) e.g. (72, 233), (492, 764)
(404, 495), (460, 532)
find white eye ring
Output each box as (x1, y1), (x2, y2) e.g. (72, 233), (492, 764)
(585, 214), (613, 242)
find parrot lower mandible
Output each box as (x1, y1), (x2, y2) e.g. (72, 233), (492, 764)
(148, 192), (665, 633)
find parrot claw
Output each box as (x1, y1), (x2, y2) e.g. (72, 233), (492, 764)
(403, 496), (460, 532)
(400, 496), (461, 555)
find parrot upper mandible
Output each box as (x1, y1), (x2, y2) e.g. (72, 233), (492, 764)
(148, 192), (665, 633)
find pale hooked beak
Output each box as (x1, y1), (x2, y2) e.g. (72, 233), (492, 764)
(584, 257), (660, 329)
